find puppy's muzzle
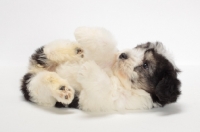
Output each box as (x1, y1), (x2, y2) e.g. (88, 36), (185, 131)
(119, 53), (128, 60)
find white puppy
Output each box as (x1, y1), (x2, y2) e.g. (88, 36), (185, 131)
(21, 27), (181, 112)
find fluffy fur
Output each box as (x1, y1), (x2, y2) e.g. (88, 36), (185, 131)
(21, 40), (83, 107)
(21, 27), (181, 112)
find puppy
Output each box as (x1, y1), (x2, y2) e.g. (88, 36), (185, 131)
(21, 27), (181, 112)
(76, 42), (181, 111)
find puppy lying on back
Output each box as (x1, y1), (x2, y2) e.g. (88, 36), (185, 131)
(21, 27), (181, 112)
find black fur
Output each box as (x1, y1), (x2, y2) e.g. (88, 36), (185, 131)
(134, 43), (181, 107)
(153, 51), (181, 106)
(21, 73), (34, 102)
(31, 46), (47, 67)
(54, 96), (79, 109)
(68, 96), (79, 109)
(148, 49), (181, 106)
(55, 102), (66, 108)
(135, 42), (151, 49)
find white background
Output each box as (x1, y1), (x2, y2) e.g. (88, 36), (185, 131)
(0, 0), (200, 132)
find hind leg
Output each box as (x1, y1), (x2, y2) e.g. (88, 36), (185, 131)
(29, 40), (84, 73)
(21, 71), (75, 107)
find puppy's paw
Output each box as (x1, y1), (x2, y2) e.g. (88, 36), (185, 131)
(44, 72), (75, 105)
(52, 85), (75, 105)
(74, 27), (91, 40)
(74, 27), (109, 43)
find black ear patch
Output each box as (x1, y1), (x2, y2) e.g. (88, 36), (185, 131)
(145, 47), (181, 106)
(154, 76), (181, 106)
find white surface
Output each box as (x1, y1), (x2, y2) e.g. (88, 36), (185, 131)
(0, 66), (199, 132)
(0, 0), (200, 132)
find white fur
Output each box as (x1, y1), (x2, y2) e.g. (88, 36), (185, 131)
(75, 61), (153, 111)
(55, 27), (154, 112)
(28, 71), (74, 107)
(25, 27), (168, 112)
(74, 27), (118, 75)
(25, 40), (82, 106)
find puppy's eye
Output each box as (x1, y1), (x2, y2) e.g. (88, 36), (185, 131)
(143, 63), (148, 69)
(76, 48), (83, 54)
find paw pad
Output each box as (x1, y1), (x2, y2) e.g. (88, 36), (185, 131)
(59, 86), (65, 90)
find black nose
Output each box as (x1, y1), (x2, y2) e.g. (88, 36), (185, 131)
(119, 53), (128, 59)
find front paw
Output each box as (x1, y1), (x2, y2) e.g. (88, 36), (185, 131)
(74, 27), (90, 41)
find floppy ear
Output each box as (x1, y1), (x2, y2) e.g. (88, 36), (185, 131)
(155, 76), (181, 106)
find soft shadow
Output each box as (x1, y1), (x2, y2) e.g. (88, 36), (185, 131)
(20, 96), (76, 115)
(82, 103), (184, 117)
(81, 111), (116, 118)
(151, 103), (183, 116)
(38, 106), (77, 115)
(20, 96), (183, 116)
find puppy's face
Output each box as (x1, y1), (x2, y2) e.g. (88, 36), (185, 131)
(114, 42), (181, 106)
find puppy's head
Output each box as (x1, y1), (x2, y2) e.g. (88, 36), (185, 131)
(114, 42), (181, 106)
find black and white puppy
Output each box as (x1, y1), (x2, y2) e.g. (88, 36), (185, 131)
(21, 27), (181, 112)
